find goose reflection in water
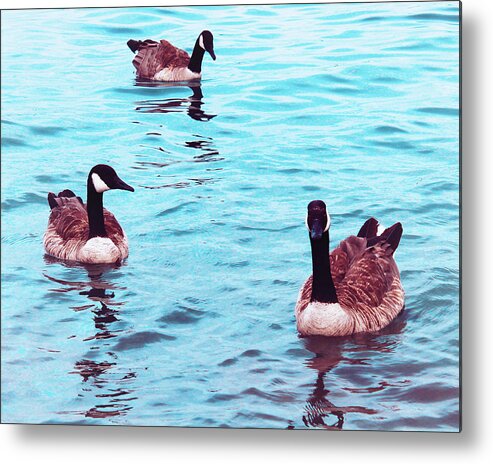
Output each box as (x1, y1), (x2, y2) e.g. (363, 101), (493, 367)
(300, 317), (406, 430)
(301, 337), (348, 430)
(43, 258), (137, 421)
(134, 80), (216, 121)
(135, 133), (223, 189)
(185, 136), (224, 163)
(70, 357), (136, 419)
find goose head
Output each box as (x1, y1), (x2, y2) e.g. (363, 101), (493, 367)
(306, 200), (330, 240)
(198, 30), (216, 61)
(88, 164), (134, 194)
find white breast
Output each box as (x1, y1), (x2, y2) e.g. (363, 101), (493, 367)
(296, 302), (352, 337)
(153, 67), (201, 82)
(78, 237), (123, 264)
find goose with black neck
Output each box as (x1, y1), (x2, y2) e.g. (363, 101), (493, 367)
(44, 164), (134, 264)
(296, 200), (404, 337)
(127, 30), (216, 82)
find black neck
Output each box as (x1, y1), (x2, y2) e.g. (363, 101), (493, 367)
(310, 231), (338, 304)
(87, 180), (107, 238)
(188, 39), (205, 73)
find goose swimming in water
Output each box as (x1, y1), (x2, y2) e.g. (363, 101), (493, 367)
(295, 200), (404, 337)
(43, 165), (134, 264)
(127, 30), (216, 82)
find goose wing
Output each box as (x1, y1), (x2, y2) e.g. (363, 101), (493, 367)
(296, 275), (313, 315)
(48, 197), (88, 240)
(44, 198), (89, 259)
(330, 235), (368, 286)
(48, 200), (124, 242)
(335, 239), (404, 332)
(330, 219), (382, 285)
(131, 39), (190, 79)
(102, 208), (126, 248)
(296, 236), (369, 314)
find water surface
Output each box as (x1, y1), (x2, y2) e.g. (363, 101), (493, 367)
(1, 2), (460, 430)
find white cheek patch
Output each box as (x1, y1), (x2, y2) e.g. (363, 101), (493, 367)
(325, 213), (331, 232)
(305, 213), (331, 232)
(91, 173), (110, 193)
(199, 34), (205, 50)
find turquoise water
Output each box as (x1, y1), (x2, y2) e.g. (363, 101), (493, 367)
(1, 2), (460, 431)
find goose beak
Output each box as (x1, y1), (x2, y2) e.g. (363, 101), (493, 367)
(114, 177), (134, 192)
(310, 219), (324, 240)
(207, 47), (216, 61)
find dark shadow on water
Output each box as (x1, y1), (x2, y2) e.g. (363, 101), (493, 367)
(185, 136), (224, 164)
(42, 257), (138, 422)
(134, 132), (223, 189)
(43, 255), (124, 302)
(299, 316), (407, 430)
(134, 80), (216, 122)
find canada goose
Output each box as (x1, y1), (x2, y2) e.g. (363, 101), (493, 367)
(127, 30), (216, 81)
(43, 165), (134, 264)
(295, 200), (404, 337)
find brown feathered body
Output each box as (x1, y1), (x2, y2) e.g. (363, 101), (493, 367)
(295, 235), (404, 337)
(43, 196), (129, 264)
(131, 40), (200, 81)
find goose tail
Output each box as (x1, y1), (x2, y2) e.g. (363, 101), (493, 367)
(47, 189), (83, 210)
(127, 39), (142, 53)
(365, 221), (403, 254)
(378, 222), (403, 254)
(357, 217), (379, 239)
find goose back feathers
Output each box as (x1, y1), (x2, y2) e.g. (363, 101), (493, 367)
(129, 39), (192, 80)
